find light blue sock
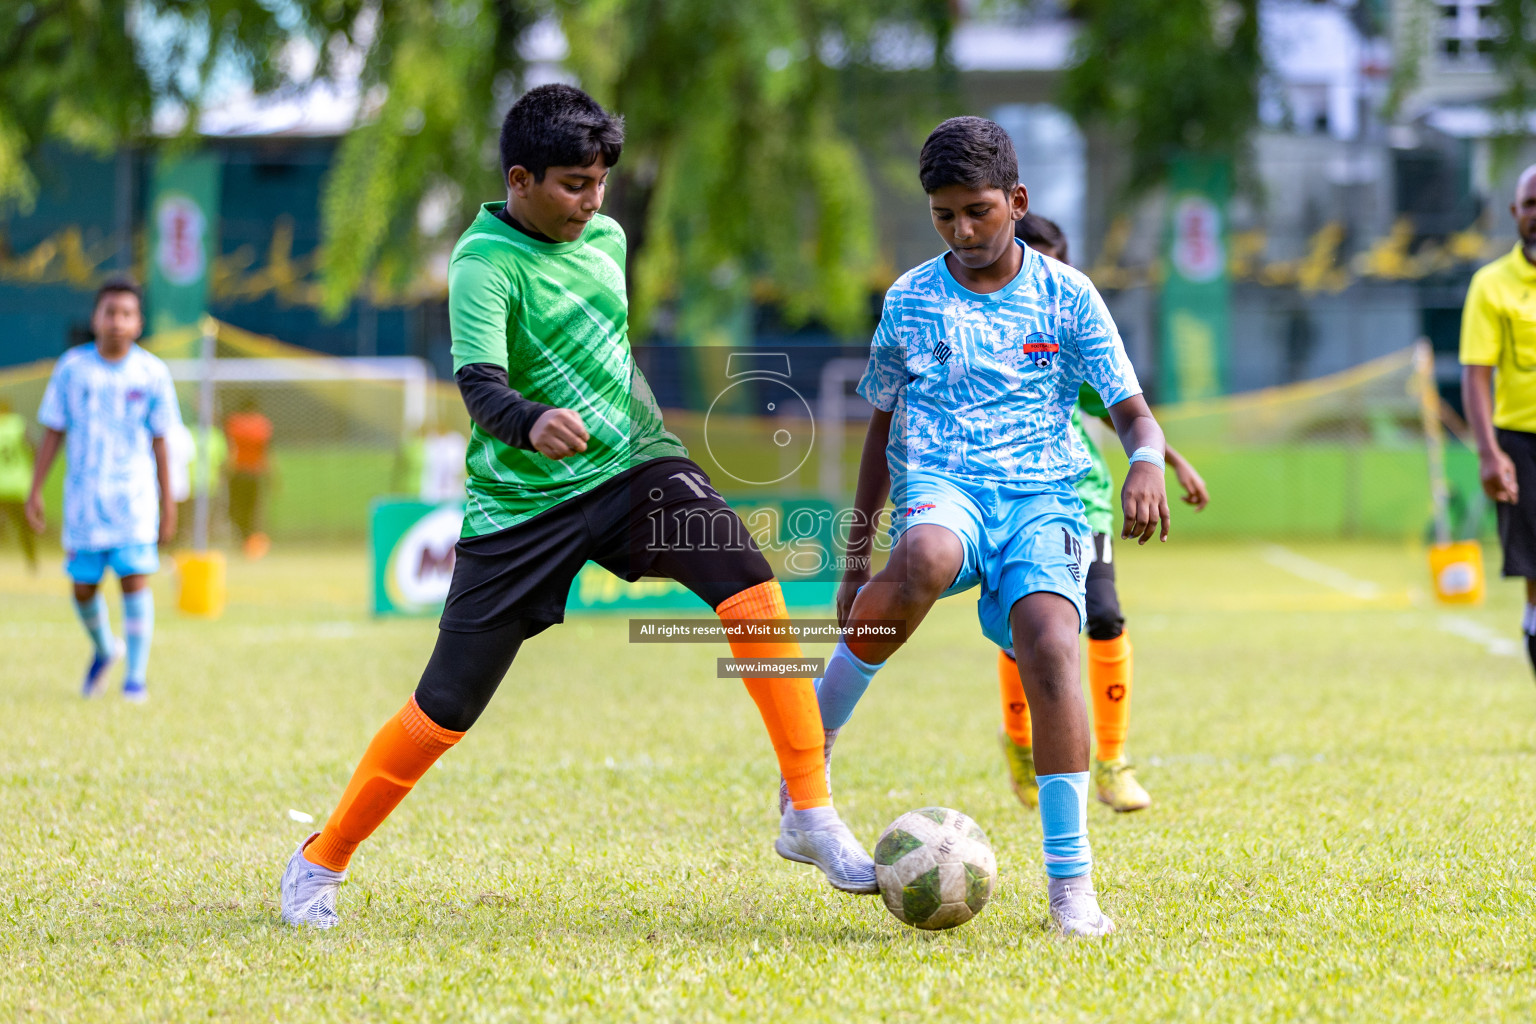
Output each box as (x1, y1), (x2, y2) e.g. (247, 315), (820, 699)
(1038, 771), (1093, 879)
(122, 590), (154, 684)
(73, 592), (114, 659)
(814, 640), (885, 730)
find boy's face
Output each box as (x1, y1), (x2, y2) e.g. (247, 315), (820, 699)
(507, 159), (610, 242)
(91, 291), (143, 354)
(928, 183), (1029, 272)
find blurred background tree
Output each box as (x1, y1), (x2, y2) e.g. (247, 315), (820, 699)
(1484, 0), (1536, 168)
(0, 0), (953, 337)
(1059, 0), (1261, 190)
(0, 1), (296, 213)
(556, 0), (952, 338)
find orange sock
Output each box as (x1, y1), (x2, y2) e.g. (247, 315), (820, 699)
(997, 649), (1032, 747)
(305, 696), (465, 871)
(717, 580), (830, 810)
(1088, 632), (1133, 762)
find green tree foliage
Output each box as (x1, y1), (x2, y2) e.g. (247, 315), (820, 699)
(308, 1), (537, 317)
(314, 0), (952, 335)
(0, 1), (299, 213)
(1485, 0), (1536, 165)
(1060, 0), (1260, 189)
(556, 0), (952, 337)
(3, 0), (953, 336)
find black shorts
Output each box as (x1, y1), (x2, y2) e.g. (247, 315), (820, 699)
(1497, 428), (1536, 578)
(439, 457), (773, 634)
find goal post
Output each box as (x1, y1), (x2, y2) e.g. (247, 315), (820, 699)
(160, 354), (434, 440)
(155, 319), (461, 544)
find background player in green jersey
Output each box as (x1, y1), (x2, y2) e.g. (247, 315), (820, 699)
(997, 213), (1210, 812)
(280, 85), (873, 929)
(0, 396), (37, 572)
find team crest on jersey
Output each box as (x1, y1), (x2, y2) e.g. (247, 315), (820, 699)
(932, 339), (952, 365)
(1022, 332), (1059, 369)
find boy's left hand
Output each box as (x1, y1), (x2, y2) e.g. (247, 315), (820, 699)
(25, 491), (45, 534)
(160, 501), (178, 545)
(1174, 461), (1209, 510)
(1120, 462), (1170, 544)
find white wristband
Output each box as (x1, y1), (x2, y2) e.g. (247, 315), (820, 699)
(1128, 446), (1165, 472)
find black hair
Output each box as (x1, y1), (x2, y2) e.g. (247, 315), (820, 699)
(499, 84), (624, 182)
(94, 274), (142, 311)
(918, 116), (1018, 194)
(1016, 212), (1068, 263)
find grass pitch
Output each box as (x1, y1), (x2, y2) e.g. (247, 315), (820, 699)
(3, 540), (1536, 1022)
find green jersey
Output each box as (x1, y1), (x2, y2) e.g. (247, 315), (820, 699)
(1073, 385), (1114, 535)
(192, 426), (227, 495)
(0, 412), (30, 500)
(448, 204), (687, 537)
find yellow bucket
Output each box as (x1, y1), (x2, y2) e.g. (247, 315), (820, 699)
(177, 551), (227, 618)
(1428, 540), (1485, 605)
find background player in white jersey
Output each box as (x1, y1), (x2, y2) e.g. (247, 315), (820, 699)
(26, 277), (180, 701)
(811, 117), (1171, 936)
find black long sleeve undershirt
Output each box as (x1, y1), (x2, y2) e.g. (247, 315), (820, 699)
(454, 362), (554, 451)
(495, 204), (557, 243)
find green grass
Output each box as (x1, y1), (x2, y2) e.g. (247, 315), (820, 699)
(4, 540), (1536, 1021)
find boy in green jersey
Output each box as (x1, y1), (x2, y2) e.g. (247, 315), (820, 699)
(280, 85), (875, 928)
(997, 214), (1210, 813)
(0, 397), (37, 571)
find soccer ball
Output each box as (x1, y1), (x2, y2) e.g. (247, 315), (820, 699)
(873, 807), (998, 930)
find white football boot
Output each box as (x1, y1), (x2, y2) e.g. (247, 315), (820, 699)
(280, 833), (346, 928)
(1048, 875), (1116, 937)
(775, 805), (879, 894)
(773, 728), (874, 893)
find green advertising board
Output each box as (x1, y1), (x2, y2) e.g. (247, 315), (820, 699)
(369, 496), (839, 617)
(1159, 156), (1231, 401)
(370, 500), (463, 616)
(147, 154), (221, 334)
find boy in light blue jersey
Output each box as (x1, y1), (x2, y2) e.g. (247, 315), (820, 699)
(813, 118), (1172, 937)
(26, 277), (179, 702)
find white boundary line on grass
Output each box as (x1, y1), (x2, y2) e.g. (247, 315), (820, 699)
(1259, 543), (1520, 660)
(1436, 615), (1521, 658)
(1259, 544), (1383, 600)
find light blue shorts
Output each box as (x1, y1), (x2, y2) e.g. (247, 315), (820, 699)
(889, 471), (1090, 649)
(66, 543), (160, 584)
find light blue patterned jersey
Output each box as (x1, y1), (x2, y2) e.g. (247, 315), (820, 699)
(858, 241), (1141, 487)
(37, 345), (181, 551)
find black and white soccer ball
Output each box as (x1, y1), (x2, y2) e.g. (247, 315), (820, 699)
(873, 807), (998, 930)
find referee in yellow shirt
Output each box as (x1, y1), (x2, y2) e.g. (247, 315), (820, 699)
(1462, 164), (1536, 674)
